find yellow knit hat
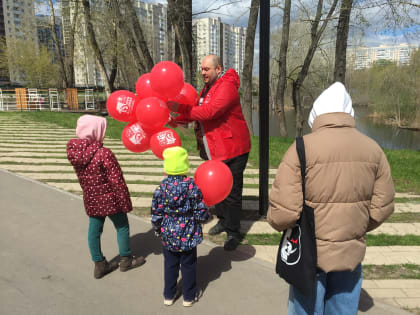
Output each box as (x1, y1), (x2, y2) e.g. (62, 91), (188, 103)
(163, 146), (189, 175)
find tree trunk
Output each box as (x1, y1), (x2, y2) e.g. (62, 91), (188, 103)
(81, 0), (112, 96)
(274, 0), (291, 137)
(241, 0), (259, 135)
(48, 0), (68, 87)
(108, 1), (118, 88)
(120, 0), (154, 72)
(333, 0), (353, 84)
(166, 15), (175, 62)
(292, 0), (339, 136)
(62, 1), (79, 88)
(111, 0), (145, 75)
(167, 0), (193, 83)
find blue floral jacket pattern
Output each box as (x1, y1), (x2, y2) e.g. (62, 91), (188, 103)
(151, 175), (210, 252)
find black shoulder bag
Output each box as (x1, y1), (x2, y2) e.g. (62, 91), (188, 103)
(275, 136), (317, 297)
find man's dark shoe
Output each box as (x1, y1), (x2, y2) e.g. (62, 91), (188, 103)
(223, 234), (241, 251)
(208, 221), (226, 236)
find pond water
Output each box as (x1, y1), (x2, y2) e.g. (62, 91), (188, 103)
(251, 106), (420, 150)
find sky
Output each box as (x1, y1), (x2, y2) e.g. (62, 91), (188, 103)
(36, 0), (420, 47)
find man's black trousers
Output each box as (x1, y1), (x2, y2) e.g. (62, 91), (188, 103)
(214, 152), (249, 237)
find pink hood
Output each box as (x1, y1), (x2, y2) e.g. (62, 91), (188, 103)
(76, 115), (107, 142)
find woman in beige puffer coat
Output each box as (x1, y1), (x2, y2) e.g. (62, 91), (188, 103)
(268, 82), (394, 315)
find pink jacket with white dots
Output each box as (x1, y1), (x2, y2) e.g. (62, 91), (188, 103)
(67, 139), (132, 217)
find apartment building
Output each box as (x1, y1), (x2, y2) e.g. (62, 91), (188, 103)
(61, 2), (246, 88)
(348, 43), (418, 69)
(1, 0), (37, 84)
(193, 17), (246, 79)
(36, 15), (64, 63)
(61, 0), (168, 87)
(61, 0), (103, 87)
(134, 0), (168, 63)
(0, 0), (9, 84)
(222, 23), (246, 75)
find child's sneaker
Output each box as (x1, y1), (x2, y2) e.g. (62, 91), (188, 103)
(164, 299), (174, 306)
(182, 299), (195, 307)
(183, 290), (201, 307)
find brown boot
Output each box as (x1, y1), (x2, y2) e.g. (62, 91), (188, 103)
(94, 258), (118, 279)
(119, 255), (146, 272)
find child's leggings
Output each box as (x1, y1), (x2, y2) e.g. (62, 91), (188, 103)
(88, 212), (131, 262)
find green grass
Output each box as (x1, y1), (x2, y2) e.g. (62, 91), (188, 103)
(130, 192), (154, 197)
(0, 161), (70, 166)
(224, 233), (420, 246)
(132, 207), (151, 217)
(363, 264), (420, 280)
(386, 149), (420, 194)
(2, 111), (420, 193)
(14, 170), (75, 173)
(242, 233), (281, 245)
(366, 234), (420, 246)
(39, 179), (78, 183)
(395, 197), (420, 203)
(249, 135), (294, 168)
(386, 213), (420, 223)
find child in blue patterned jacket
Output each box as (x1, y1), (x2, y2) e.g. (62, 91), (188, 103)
(151, 146), (210, 307)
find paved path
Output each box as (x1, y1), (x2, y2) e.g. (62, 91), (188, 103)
(1, 168), (409, 315)
(0, 116), (419, 313)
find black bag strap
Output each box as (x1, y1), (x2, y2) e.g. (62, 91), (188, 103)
(296, 137), (306, 204)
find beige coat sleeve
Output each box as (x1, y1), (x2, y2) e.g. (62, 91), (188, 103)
(367, 151), (395, 231)
(267, 142), (303, 232)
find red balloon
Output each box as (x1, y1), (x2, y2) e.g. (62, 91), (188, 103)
(106, 90), (137, 122)
(135, 73), (167, 101)
(150, 128), (182, 160)
(136, 97), (169, 133)
(171, 83), (198, 105)
(150, 61), (184, 99)
(194, 161), (233, 206)
(121, 122), (150, 153)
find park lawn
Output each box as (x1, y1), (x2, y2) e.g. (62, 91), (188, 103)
(230, 233), (420, 246)
(1, 111), (419, 193)
(363, 264), (420, 280)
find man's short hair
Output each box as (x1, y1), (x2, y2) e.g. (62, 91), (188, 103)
(207, 54), (223, 69)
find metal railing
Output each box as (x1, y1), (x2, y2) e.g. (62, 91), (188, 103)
(0, 88), (106, 112)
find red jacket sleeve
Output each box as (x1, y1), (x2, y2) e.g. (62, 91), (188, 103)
(177, 82), (238, 121)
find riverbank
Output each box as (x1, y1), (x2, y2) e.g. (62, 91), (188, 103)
(365, 108), (420, 131)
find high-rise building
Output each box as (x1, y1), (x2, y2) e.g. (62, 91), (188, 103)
(36, 15), (64, 63)
(62, 0), (168, 87)
(134, 1), (168, 63)
(193, 17), (246, 80)
(61, 0), (102, 87)
(2, 0), (36, 39)
(221, 23), (246, 75)
(2, 0), (37, 84)
(0, 0), (9, 84)
(348, 43), (419, 69)
(194, 17), (222, 62)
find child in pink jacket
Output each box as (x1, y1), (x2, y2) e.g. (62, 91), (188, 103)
(67, 114), (145, 279)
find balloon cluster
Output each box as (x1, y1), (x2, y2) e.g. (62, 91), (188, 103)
(106, 61), (188, 158)
(106, 61), (233, 206)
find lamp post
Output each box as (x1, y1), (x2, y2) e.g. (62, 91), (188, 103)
(259, 0), (270, 216)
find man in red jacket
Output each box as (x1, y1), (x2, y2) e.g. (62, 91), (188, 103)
(168, 55), (251, 251)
